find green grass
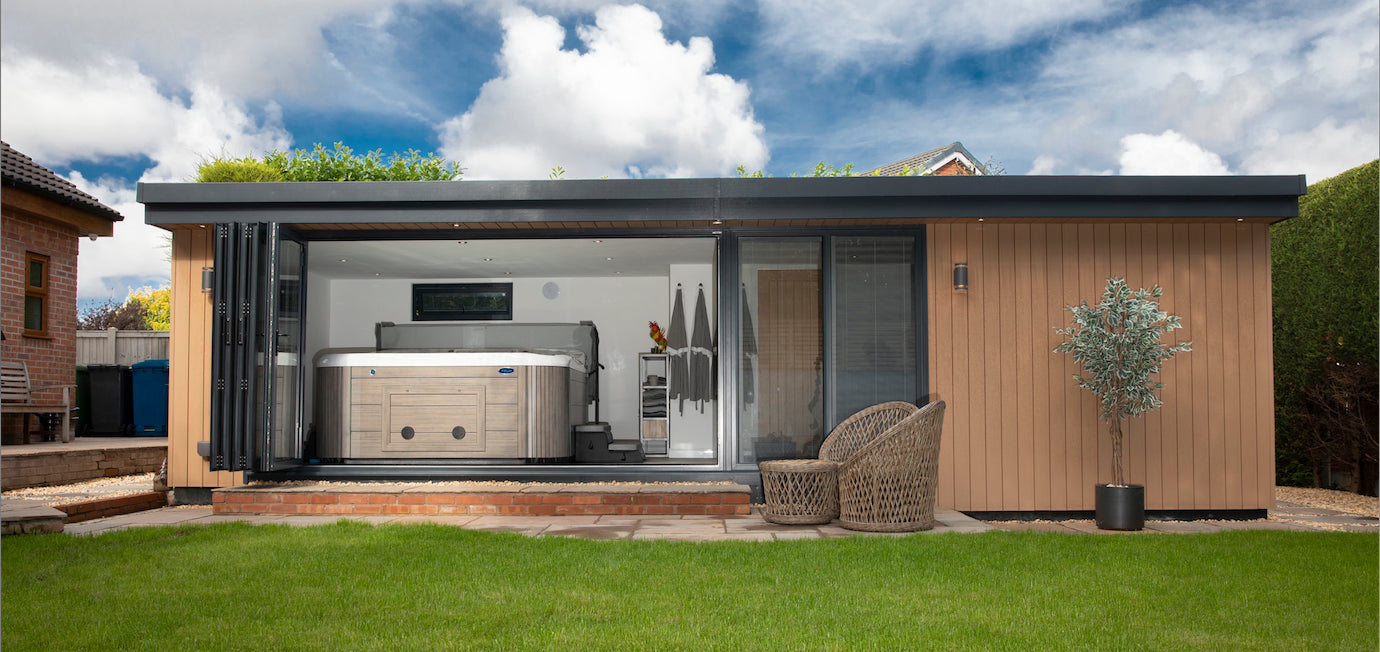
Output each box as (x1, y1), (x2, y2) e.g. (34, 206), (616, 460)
(3, 525), (1375, 651)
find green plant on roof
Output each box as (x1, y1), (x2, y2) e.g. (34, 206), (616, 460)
(195, 143), (462, 182)
(1055, 278), (1191, 487)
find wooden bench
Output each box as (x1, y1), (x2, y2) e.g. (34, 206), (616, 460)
(1, 361), (73, 443)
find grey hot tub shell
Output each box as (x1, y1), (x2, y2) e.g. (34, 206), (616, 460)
(313, 350), (586, 461)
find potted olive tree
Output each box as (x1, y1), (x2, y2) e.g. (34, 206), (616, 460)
(1055, 278), (1191, 530)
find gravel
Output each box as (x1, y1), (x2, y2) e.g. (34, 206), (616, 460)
(1276, 486), (1378, 518)
(2, 473), (158, 507)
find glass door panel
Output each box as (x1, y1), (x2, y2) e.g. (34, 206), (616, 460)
(738, 237), (823, 464)
(829, 236), (917, 426)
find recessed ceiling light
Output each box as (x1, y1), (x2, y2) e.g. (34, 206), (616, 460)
(711, 219), (723, 226)
(504, 271), (512, 275)
(452, 223), (460, 227)
(606, 257), (614, 261)
(339, 258), (348, 263)
(615, 271), (623, 275)
(374, 273), (380, 277)
(593, 239), (603, 243)
(482, 258), (494, 262)
(457, 240), (468, 244)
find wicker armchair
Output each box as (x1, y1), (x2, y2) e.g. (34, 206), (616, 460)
(759, 401), (918, 525)
(818, 401), (920, 464)
(837, 400), (946, 532)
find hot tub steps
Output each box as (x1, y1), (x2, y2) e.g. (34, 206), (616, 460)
(213, 481), (750, 517)
(574, 423), (645, 463)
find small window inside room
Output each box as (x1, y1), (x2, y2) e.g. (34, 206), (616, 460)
(412, 282), (514, 321)
(23, 252), (49, 338)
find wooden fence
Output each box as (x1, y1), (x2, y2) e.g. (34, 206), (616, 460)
(76, 329), (170, 366)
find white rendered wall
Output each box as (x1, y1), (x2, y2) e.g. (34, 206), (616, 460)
(320, 275), (668, 444)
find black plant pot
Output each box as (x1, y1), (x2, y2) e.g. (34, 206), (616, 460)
(1095, 484), (1145, 531)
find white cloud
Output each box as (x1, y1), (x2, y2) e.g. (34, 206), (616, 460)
(757, 0), (1126, 69)
(2, 52), (292, 299)
(64, 173), (170, 300)
(1118, 131), (1230, 175)
(0, 0), (393, 103)
(1, 54), (292, 181)
(1242, 119), (1379, 181)
(438, 4), (767, 179)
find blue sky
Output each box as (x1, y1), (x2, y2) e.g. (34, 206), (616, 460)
(1, 0), (1376, 304)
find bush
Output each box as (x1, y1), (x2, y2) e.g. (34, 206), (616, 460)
(196, 143), (462, 182)
(1272, 160), (1379, 493)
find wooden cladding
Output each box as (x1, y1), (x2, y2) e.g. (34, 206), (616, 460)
(927, 223), (1273, 511)
(168, 229), (240, 489)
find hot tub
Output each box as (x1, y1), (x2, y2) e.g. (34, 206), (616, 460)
(313, 350), (586, 461)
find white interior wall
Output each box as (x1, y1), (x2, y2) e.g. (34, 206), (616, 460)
(318, 275), (668, 445)
(666, 263), (715, 458)
(302, 268), (333, 425)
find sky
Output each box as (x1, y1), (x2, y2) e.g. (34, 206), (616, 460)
(1, 0), (1376, 304)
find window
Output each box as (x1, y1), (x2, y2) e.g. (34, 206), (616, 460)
(412, 283), (513, 321)
(23, 252), (49, 338)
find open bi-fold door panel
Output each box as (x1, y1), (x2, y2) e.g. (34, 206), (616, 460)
(209, 223), (306, 473)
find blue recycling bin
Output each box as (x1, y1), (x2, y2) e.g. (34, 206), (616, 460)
(130, 359), (170, 436)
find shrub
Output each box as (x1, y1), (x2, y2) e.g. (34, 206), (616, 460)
(1272, 160), (1379, 492)
(195, 143), (462, 182)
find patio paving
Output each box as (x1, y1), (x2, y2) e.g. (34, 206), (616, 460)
(56, 506), (993, 539)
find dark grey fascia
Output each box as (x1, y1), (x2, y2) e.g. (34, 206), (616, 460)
(138, 175), (1307, 226)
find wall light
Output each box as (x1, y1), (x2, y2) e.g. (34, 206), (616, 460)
(953, 262), (969, 292)
(201, 267), (214, 293)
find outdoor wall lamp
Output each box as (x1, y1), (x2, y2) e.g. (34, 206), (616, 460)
(201, 266), (214, 293)
(953, 262), (969, 292)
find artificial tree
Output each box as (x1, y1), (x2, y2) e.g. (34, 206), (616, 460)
(1055, 278), (1191, 527)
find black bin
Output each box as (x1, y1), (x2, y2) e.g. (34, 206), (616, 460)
(87, 364), (133, 436)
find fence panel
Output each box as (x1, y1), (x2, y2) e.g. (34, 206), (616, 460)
(76, 329), (171, 366)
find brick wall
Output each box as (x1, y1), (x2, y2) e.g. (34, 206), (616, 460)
(2, 210), (79, 442)
(933, 159), (973, 176)
(1, 444), (166, 490)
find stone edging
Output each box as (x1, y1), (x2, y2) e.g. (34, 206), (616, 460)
(59, 492), (168, 523)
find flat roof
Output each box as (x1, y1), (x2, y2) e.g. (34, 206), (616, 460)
(138, 175), (1307, 228)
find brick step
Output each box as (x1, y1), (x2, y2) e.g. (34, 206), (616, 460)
(213, 482), (752, 517)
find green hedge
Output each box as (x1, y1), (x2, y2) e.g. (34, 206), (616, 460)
(1272, 159), (1379, 488)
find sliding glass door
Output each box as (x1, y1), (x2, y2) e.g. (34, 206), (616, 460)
(733, 233), (921, 467)
(829, 236), (917, 423)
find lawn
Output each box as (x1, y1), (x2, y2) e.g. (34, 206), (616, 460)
(2, 524), (1375, 651)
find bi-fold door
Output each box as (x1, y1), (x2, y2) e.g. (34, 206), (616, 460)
(208, 222), (306, 473)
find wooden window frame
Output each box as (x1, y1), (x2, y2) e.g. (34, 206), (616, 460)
(23, 252), (50, 339)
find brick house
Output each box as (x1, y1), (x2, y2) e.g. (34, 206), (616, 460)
(2, 142), (123, 443)
(867, 142), (986, 176)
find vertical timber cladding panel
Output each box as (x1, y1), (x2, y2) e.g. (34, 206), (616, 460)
(929, 225), (954, 509)
(169, 229), (237, 489)
(926, 222), (1272, 511)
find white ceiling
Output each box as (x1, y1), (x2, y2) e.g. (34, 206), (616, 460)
(310, 237), (716, 279)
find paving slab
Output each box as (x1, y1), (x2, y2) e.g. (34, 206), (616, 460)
(541, 524), (633, 540)
(1144, 521), (1225, 534)
(384, 515), (482, 526)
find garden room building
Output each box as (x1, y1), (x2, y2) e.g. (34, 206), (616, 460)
(140, 174), (1305, 516)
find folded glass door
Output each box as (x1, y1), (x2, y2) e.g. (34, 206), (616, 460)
(208, 222), (305, 473)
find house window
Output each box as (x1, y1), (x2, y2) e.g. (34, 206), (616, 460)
(23, 252), (49, 338)
(412, 283), (513, 321)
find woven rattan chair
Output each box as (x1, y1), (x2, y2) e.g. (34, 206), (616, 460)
(818, 401), (920, 464)
(759, 401), (918, 525)
(837, 400), (946, 532)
